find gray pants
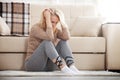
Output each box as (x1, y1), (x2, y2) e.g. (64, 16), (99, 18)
(24, 40), (74, 71)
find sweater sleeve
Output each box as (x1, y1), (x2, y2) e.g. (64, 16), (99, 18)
(31, 25), (54, 40)
(57, 27), (70, 40)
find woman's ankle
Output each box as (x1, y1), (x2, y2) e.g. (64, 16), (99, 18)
(53, 56), (65, 69)
(59, 64), (66, 70)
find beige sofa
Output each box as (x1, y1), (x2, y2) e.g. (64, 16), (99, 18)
(0, 4), (106, 70)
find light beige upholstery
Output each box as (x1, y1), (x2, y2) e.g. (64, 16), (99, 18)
(102, 23), (120, 70)
(0, 37), (28, 70)
(73, 54), (105, 70)
(0, 53), (25, 70)
(70, 17), (103, 37)
(0, 37), (28, 52)
(0, 37), (105, 53)
(0, 17), (11, 35)
(69, 37), (105, 52)
(0, 4), (106, 70)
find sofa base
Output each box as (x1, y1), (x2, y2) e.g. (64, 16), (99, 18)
(73, 53), (105, 70)
(0, 53), (25, 70)
(0, 53), (105, 70)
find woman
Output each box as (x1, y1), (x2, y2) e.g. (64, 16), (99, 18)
(24, 8), (79, 74)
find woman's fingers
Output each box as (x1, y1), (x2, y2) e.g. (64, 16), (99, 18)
(49, 8), (54, 15)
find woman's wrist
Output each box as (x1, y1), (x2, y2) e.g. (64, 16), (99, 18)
(61, 21), (68, 28)
(46, 19), (52, 28)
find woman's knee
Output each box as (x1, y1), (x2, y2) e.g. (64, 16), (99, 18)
(41, 40), (54, 48)
(59, 40), (67, 45)
(42, 40), (52, 44)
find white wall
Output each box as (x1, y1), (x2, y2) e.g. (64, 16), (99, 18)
(1, 0), (120, 22)
(0, 0), (98, 5)
(98, 0), (120, 22)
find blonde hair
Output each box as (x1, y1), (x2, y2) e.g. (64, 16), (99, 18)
(39, 8), (65, 32)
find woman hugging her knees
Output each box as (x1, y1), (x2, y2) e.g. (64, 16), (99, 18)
(24, 8), (79, 75)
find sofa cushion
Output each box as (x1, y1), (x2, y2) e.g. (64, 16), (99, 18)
(0, 36), (28, 52)
(68, 37), (105, 52)
(70, 17), (103, 37)
(0, 2), (30, 36)
(0, 36), (105, 53)
(0, 16), (11, 35)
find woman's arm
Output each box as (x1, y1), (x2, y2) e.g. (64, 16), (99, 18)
(44, 9), (54, 40)
(56, 10), (70, 40)
(57, 22), (70, 40)
(30, 25), (53, 40)
(31, 9), (54, 41)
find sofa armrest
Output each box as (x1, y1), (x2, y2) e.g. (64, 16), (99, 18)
(102, 23), (120, 38)
(102, 23), (120, 69)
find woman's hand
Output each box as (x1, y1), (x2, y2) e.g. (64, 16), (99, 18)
(43, 9), (54, 40)
(56, 11), (68, 28)
(43, 9), (53, 28)
(43, 9), (51, 20)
